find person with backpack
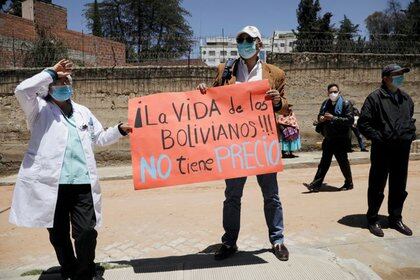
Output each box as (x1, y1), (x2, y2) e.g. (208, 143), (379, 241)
(304, 83), (354, 192)
(197, 26), (289, 262)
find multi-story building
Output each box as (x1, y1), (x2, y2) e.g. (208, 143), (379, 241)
(200, 31), (296, 67)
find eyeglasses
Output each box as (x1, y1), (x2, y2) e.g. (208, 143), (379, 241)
(329, 90), (339, 94)
(236, 36), (256, 44)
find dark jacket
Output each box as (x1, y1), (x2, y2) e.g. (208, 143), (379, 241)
(316, 97), (354, 139)
(358, 85), (416, 143)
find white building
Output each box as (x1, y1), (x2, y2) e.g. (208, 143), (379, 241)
(200, 31), (296, 67)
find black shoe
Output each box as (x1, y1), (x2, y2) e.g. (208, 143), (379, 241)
(303, 182), (321, 192)
(368, 222), (384, 237)
(339, 183), (353, 191)
(273, 243), (289, 261)
(389, 220), (413, 236)
(214, 244), (238, 261)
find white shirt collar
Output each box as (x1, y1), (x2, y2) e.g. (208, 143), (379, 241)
(236, 58), (263, 83)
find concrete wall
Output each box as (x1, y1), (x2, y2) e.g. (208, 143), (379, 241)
(1, 53), (419, 174)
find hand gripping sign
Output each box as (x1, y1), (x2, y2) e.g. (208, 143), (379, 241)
(128, 80), (283, 190)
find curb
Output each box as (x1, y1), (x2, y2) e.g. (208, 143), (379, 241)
(1, 154), (419, 186)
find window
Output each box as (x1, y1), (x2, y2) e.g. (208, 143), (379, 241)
(280, 43), (285, 47)
(220, 51), (227, 56)
(230, 51), (238, 56)
(209, 51), (216, 56)
(289, 42), (294, 47)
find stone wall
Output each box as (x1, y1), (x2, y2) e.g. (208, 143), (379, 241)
(1, 53), (419, 174)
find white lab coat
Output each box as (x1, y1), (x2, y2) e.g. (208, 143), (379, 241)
(9, 71), (123, 228)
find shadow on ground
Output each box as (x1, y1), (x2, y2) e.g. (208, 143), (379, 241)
(338, 214), (390, 229)
(33, 244), (271, 278)
(301, 183), (342, 194)
(116, 244), (271, 274)
(33, 265), (105, 280)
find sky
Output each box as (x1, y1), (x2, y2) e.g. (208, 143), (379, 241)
(54, 0), (412, 38)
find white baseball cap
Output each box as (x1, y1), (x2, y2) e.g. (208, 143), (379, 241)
(236, 26), (262, 41)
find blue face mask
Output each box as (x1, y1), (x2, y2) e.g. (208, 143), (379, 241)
(392, 75), (404, 88)
(237, 41), (257, 59)
(50, 85), (73, 101)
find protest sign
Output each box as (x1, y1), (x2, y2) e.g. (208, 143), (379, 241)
(128, 80), (283, 189)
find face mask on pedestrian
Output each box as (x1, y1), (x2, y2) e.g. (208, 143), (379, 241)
(391, 75), (404, 88)
(50, 85), (73, 102)
(329, 92), (340, 102)
(237, 40), (257, 59)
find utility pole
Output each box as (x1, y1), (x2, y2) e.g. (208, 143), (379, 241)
(222, 28), (225, 63)
(271, 31), (275, 55)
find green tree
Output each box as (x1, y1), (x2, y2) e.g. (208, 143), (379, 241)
(84, 0), (193, 61)
(294, 0), (335, 52)
(365, 0), (420, 53)
(365, 11), (390, 39)
(404, 0), (420, 40)
(91, 0), (102, 37)
(386, 0), (406, 35)
(336, 15), (359, 52)
(294, 0), (320, 51)
(316, 12), (335, 52)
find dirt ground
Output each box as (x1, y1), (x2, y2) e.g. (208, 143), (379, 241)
(0, 161), (419, 279)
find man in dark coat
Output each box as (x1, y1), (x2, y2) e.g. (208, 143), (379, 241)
(358, 64), (416, 237)
(305, 83), (354, 192)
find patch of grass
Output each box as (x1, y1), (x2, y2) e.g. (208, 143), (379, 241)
(100, 262), (131, 270)
(20, 269), (43, 276)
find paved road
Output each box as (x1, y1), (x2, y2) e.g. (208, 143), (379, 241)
(0, 158), (419, 279)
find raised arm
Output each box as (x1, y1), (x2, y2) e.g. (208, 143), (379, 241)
(15, 71), (54, 129)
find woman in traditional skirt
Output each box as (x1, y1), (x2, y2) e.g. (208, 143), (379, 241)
(277, 105), (301, 158)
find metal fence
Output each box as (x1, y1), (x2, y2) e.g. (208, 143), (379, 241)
(1, 35), (419, 69)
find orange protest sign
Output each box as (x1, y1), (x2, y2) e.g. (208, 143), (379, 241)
(128, 80), (283, 190)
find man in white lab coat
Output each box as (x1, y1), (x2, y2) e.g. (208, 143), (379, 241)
(9, 59), (132, 279)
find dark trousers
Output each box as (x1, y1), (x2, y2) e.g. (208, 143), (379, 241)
(222, 173), (284, 246)
(367, 141), (411, 223)
(312, 138), (353, 187)
(48, 184), (97, 280)
(351, 126), (366, 150)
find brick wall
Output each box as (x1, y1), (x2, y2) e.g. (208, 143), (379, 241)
(0, 13), (37, 41)
(32, 0), (67, 30)
(0, 0), (126, 68)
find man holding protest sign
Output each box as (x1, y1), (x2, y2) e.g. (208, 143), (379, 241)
(198, 26), (289, 261)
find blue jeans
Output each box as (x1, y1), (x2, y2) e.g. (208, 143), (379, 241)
(221, 173), (284, 246)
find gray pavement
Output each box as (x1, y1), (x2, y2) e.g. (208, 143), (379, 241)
(3, 246), (380, 280)
(1, 148), (420, 280)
